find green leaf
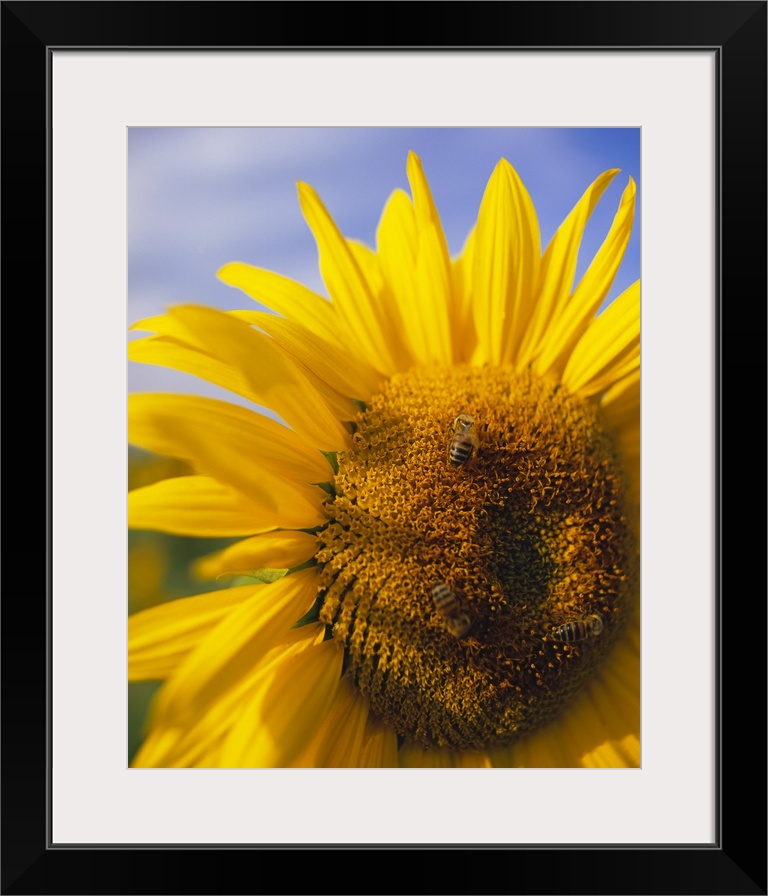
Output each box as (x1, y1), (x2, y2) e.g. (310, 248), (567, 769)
(229, 568), (289, 587)
(320, 451), (339, 475)
(292, 592), (324, 628)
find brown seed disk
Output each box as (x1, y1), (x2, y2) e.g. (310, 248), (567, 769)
(316, 365), (638, 750)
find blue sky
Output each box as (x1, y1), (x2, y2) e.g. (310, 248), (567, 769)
(128, 127), (640, 398)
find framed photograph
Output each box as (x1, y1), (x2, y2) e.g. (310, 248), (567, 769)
(4, 2), (765, 893)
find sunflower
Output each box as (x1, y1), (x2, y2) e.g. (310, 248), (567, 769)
(128, 152), (639, 768)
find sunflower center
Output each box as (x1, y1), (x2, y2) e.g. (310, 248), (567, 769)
(316, 365), (637, 750)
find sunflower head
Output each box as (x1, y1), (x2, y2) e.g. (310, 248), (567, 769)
(129, 151), (639, 768)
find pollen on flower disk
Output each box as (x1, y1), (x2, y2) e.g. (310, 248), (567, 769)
(315, 364), (637, 751)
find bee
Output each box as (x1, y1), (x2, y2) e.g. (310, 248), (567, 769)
(552, 613), (604, 643)
(432, 581), (472, 638)
(449, 414), (479, 467)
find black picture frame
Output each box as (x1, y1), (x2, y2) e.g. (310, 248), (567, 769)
(3, 2), (765, 894)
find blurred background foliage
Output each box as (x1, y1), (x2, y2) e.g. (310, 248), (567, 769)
(128, 446), (240, 763)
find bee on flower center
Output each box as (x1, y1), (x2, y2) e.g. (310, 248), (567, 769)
(432, 581), (472, 639)
(552, 613), (604, 643)
(448, 413), (479, 467)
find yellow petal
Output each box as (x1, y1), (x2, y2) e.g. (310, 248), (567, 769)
(129, 476), (275, 536)
(348, 239), (413, 373)
(562, 281), (640, 397)
(132, 726), (184, 768)
(358, 711), (399, 768)
(216, 262), (343, 346)
(601, 366), (640, 428)
(149, 569), (321, 729)
(375, 187), (431, 365)
(406, 152), (453, 363)
(284, 665), (398, 769)
(130, 313), (189, 338)
(348, 239), (385, 296)
(535, 178), (636, 377)
(133, 307), (355, 440)
(516, 169), (619, 369)
(502, 726), (566, 768)
(128, 473), (328, 536)
(288, 674), (370, 767)
(168, 305), (355, 450)
(220, 632), (344, 767)
(129, 334), (250, 401)
(413, 222), (454, 363)
(452, 750), (492, 768)
(129, 393), (333, 492)
(297, 182), (398, 375)
(131, 326), (351, 428)
(129, 584), (259, 681)
(582, 735), (640, 768)
(486, 745), (516, 767)
(449, 227), (478, 363)
(234, 310), (384, 401)
(193, 530), (318, 580)
(619, 419), (640, 462)
(600, 365), (640, 506)
(472, 159), (542, 365)
(135, 627), (313, 768)
(398, 741), (453, 767)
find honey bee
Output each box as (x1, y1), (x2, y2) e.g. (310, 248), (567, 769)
(552, 613), (604, 643)
(449, 414), (479, 467)
(432, 581), (472, 638)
